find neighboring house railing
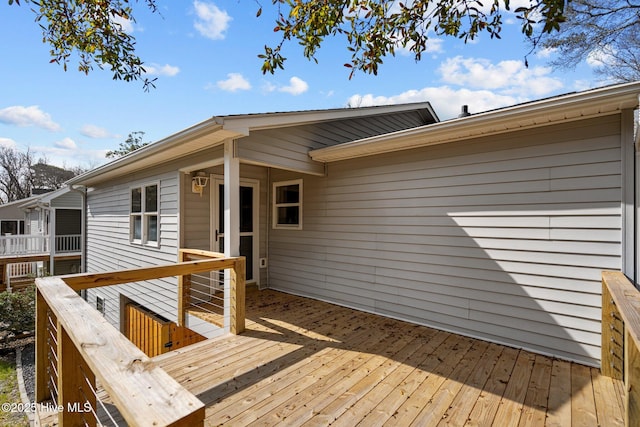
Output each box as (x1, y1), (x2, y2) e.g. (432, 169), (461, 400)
(34, 251), (246, 426)
(4, 262), (40, 292)
(54, 234), (81, 254)
(0, 234), (81, 257)
(0, 235), (48, 255)
(601, 271), (640, 425)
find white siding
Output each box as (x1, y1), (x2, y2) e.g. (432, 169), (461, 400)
(85, 170), (181, 331)
(268, 114), (623, 366)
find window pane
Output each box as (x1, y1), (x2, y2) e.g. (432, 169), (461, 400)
(132, 216), (142, 240)
(218, 184), (224, 231)
(240, 236), (253, 281)
(276, 184), (299, 204)
(145, 184), (158, 212)
(240, 186), (253, 233)
(131, 188), (142, 213)
(147, 215), (158, 242)
(277, 206), (299, 225)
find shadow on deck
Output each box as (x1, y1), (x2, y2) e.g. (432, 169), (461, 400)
(155, 287), (624, 426)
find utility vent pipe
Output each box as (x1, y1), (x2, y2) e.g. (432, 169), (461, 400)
(458, 105), (471, 118)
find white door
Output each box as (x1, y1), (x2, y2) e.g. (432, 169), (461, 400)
(211, 177), (259, 284)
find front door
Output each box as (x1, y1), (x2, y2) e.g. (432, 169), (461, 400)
(212, 177), (259, 283)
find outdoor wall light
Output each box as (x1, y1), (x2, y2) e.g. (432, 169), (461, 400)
(191, 171), (209, 196)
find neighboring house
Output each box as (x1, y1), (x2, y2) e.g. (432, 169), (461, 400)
(0, 187), (83, 290)
(68, 82), (640, 367)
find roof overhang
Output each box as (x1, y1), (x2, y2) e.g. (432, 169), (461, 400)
(68, 119), (242, 187)
(310, 82), (640, 163)
(69, 101), (438, 186)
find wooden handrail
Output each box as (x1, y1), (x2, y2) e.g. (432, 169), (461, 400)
(602, 270), (640, 426)
(35, 250), (246, 426)
(36, 277), (205, 426)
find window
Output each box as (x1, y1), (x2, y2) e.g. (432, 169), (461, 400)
(96, 295), (105, 315)
(130, 183), (159, 245)
(273, 179), (302, 229)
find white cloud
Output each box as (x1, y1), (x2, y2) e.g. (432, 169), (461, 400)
(54, 137), (77, 150)
(80, 124), (114, 139)
(346, 54), (568, 119)
(438, 56), (563, 97)
(586, 45), (616, 68)
(112, 14), (134, 33)
(217, 73), (251, 92)
(0, 138), (16, 149)
(348, 86), (518, 120)
(193, 1), (232, 40)
(144, 63), (180, 77)
(0, 106), (61, 131)
(278, 77), (309, 95)
(535, 47), (557, 59)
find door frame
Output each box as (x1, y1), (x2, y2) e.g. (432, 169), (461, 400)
(210, 174), (260, 285)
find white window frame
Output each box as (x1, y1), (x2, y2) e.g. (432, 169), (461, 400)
(272, 179), (303, 230)
(130, 182), (160, 247)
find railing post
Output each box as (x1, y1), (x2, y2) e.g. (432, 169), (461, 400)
(35, 289), (49, 403)
(177, 250), (191, 327)
(602, 280), (624, 379)
(230, 258), (245, 335)
(58, 325), (97, 427)
(626, 328), (640, 427)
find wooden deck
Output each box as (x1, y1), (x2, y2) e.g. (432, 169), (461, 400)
(154, 288), (624, 427)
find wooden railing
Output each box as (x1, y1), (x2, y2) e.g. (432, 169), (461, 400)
(601, 271), (640, 425)
(35, 251), (246, 426)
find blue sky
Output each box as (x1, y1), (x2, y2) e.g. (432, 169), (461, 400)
(0, 1), (607, 169)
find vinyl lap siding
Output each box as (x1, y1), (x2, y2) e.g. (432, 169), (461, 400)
(269, 115), (622, 366)
(85, 172), (180, 330)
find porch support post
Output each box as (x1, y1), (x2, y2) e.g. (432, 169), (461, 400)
(49, 208), (56, 275)
(223, 140), (240, 333)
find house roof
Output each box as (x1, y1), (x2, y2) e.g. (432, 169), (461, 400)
(309, 81), (640, 162)
(18, 186), (74, 208)
(68, 102), (437, 186)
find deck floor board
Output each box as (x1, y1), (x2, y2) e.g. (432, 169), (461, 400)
(155, 288), (624, 427)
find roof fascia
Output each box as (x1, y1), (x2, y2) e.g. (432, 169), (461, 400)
(68, 119), (238, 186)
(218, 102), (437, 133)
(310, 82), (640, 162)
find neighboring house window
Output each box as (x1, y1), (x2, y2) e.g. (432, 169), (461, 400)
(0, 220), (24, 235)
(273, 179), (302, 230)
(130, 183), (159, 245)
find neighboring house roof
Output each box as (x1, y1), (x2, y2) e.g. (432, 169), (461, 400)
(18, 186), (76, 209)
(68, 102), (437, 186)
(310, 81), (640, 162)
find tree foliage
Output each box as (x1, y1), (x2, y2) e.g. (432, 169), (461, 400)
(0, 147), (34, 203)
(0, 285), (35, 335)
(260, 0), (567, 77)
(0, 147), (83, 203)
(8, 0), (159, 90)
(106, 131), (150, 159)
(536, 1), (640, 82)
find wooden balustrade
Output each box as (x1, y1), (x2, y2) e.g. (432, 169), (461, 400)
(34, 250), (246, 426)
(602, 271), (640, 426)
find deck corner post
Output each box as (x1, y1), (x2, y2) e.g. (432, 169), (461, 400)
(625, 328), (640, 427)
(35, 287), (49, 402)
(230, 257), (245, 335)
(57, 325), (97, 427)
